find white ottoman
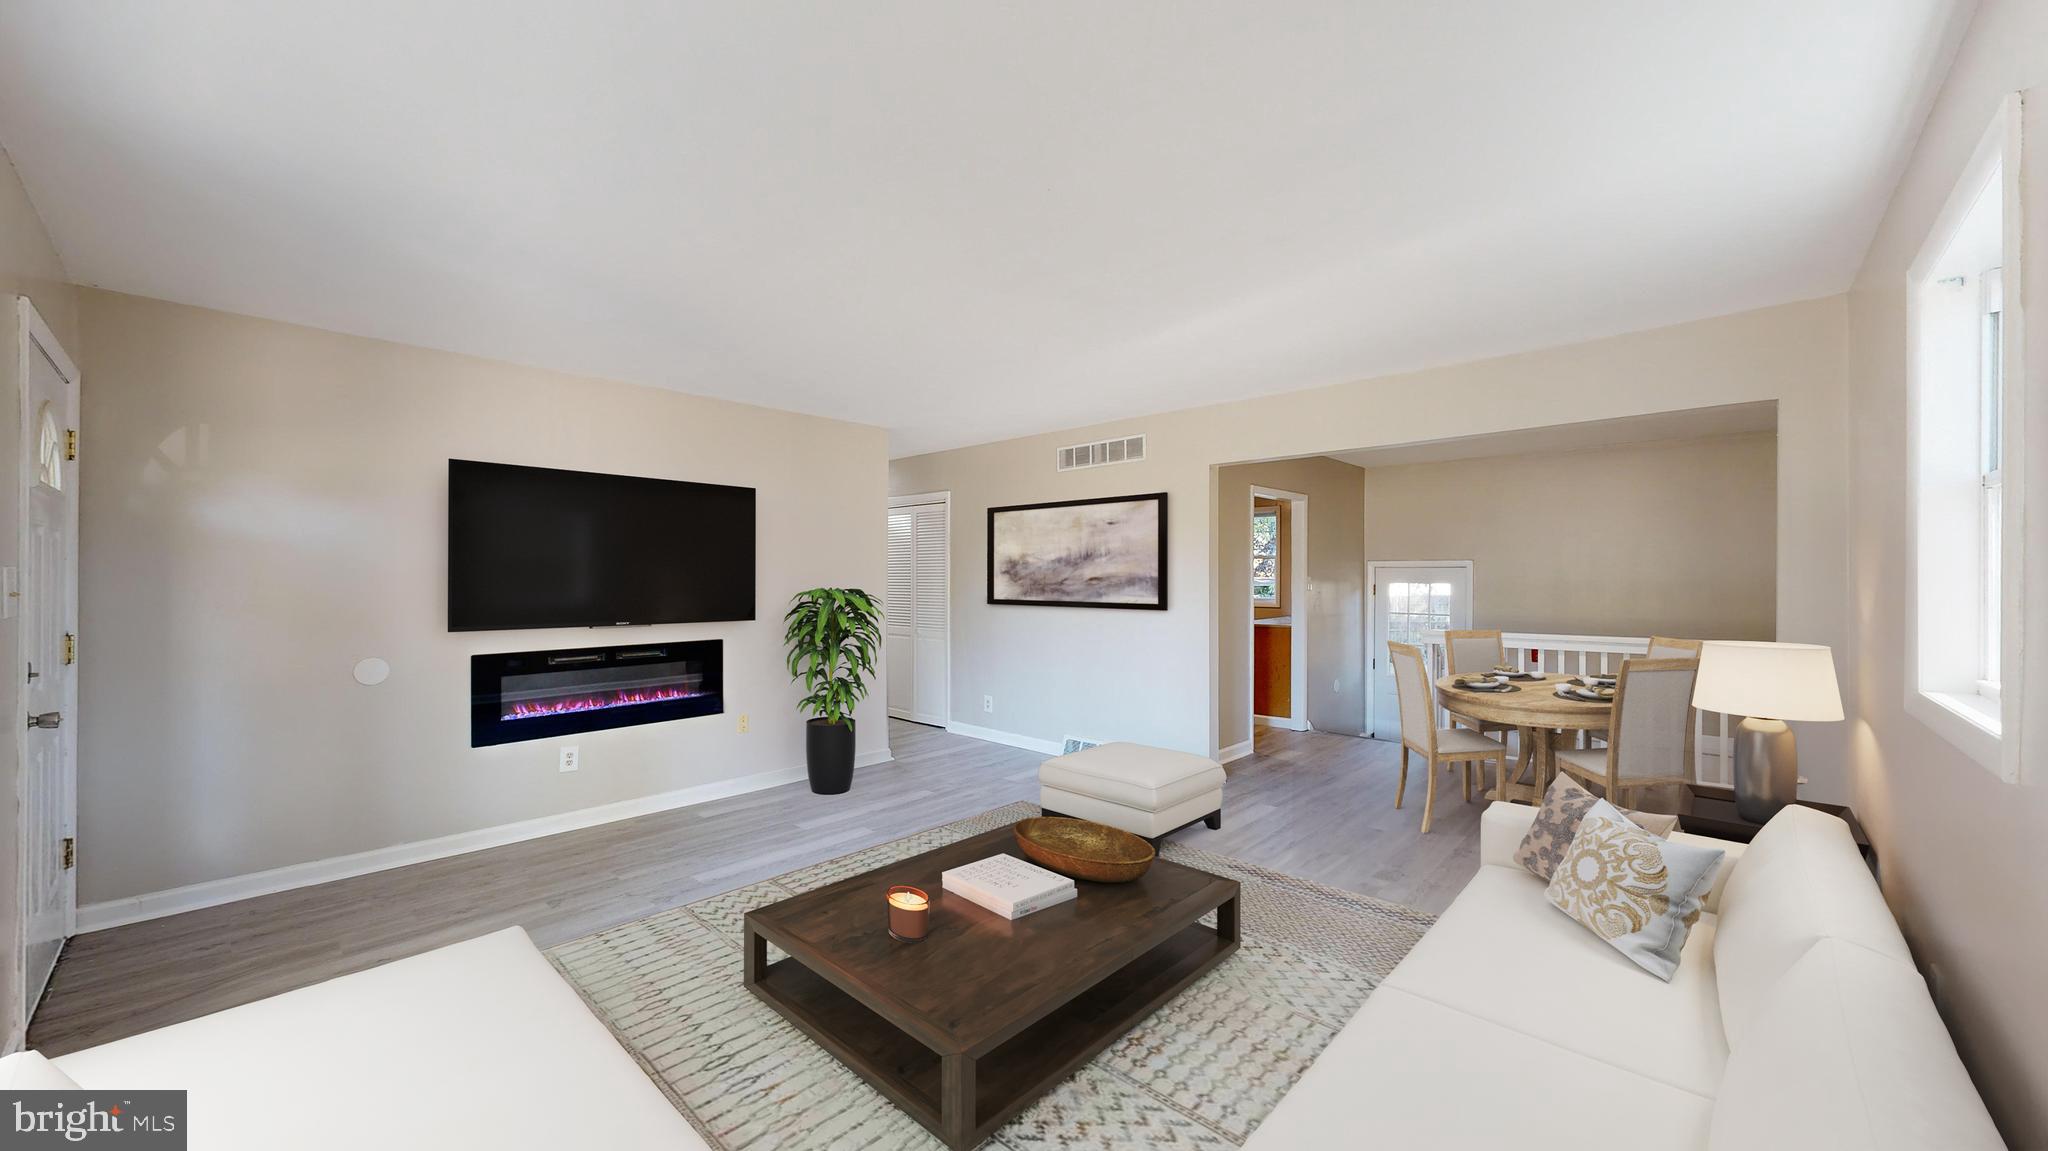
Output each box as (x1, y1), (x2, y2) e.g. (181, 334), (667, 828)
(1038, 742), (1225, 840)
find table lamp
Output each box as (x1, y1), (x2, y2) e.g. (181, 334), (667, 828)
(1693, 641), (1843, 822)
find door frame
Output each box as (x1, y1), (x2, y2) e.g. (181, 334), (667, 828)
(1249, 485), (1309, 732)
(1365, 559), (1475, 739)
(886, 491), (951, 731)
(13, 296), (79, 1047)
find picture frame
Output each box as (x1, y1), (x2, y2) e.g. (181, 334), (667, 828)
(986, 492), (1168, 609)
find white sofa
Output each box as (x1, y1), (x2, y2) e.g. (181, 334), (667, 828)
(3, 927), (705, 1151)
(1245, 803), (2004, 1150)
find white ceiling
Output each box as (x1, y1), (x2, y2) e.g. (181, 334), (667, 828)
(0, 2), (1966, 457)
(1323, 401), (1777, 470)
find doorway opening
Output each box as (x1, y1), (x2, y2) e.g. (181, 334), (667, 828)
(886, 491), (950, 728)
(1251, 486), (1308, 733)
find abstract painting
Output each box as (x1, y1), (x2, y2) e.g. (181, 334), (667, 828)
(987, 493), (1167, 609)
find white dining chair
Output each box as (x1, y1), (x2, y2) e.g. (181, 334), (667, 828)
(1441, 628), (1515, 747)
(1648, 635), (1704, 660)
(1390, 641), (1507, 834)
(1555, 657), (1697, 808)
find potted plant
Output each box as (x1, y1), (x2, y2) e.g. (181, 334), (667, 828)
(783, 587), (882, 794)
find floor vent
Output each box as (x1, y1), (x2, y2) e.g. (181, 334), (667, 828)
(1061, 737), (1103, 755)
(1056, 434), (1145, 471)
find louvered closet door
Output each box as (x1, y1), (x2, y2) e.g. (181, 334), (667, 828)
(910, 503), (948, 726)
(885, 503), (949, 726)
(886, 510), (916, 718)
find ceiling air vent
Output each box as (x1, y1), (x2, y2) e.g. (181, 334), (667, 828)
(1056, 434), (1146, 472)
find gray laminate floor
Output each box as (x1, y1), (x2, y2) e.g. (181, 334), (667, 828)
(27, 720), (1482, 1055)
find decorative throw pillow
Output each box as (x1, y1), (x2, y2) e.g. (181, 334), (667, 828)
(1514, 772), (1679, 881)
(1545, 799), (1725, 981)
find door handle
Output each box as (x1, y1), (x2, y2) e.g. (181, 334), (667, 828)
(27, 711), (60, 730)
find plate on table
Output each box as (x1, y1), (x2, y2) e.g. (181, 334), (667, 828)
(1453, 677), (1518, 693)
(1556, 683), (1615, 702)
(1489, 667), (1540, 681)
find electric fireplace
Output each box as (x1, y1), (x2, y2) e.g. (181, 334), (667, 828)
(471, 641), (723, 747)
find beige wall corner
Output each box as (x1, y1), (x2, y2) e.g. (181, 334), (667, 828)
(1843, 0), (2048, 1142)
(1361, 431), (1778, 640)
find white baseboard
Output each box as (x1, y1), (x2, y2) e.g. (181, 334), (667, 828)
(1218, 739), (1254, 764)
(1253, 715), (1310, 732)
(945, 721), (1063, 756)
(76, 748), (894, 934)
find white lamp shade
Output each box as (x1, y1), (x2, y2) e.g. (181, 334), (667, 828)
(1692, 641), (1844, 721)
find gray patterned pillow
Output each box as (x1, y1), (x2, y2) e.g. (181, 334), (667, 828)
(1514, 772), (1677, 881)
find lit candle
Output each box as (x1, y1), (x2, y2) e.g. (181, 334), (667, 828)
(887, 885), (930, 942)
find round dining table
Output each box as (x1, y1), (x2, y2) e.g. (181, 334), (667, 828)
(1433, 673), (1613, 804)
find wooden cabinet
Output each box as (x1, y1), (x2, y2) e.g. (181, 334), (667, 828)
(1253, 624), (1292, 718)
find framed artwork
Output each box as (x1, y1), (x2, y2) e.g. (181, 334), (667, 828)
(987, 493), (1168, 609)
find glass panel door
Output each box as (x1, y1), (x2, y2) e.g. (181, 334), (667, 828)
(1368, 564), (1472, 740)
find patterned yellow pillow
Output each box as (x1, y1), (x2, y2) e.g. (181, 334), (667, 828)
(1544, 799), (1725, 981)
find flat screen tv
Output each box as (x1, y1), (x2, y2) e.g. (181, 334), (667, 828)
(448, 459), (755, 631)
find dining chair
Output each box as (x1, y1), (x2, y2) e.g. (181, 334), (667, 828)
(1442, 629), (1506, 675)
(1582, 640), (1697, 745)
(1441, 628), (1516, 746)
(1554, 657), (1697, 809)
(1389, 641), (1507, 833)
(1581, 638), (1698, 749)
(1647, 635), (1704, 660)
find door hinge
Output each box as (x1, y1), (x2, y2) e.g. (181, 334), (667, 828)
(61, 837), (74, 870)
(64, 428), (77, 461)
(62, 633), (75, 665)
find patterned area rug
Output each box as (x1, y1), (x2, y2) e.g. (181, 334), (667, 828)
(548, 802), (1433, 1149)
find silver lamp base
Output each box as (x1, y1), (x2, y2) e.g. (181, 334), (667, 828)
(1732, 716), (1797, 823)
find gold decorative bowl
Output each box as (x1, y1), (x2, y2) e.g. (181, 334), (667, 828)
(1013, 817), (1156, 883)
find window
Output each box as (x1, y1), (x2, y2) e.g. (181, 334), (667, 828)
(1907, 95), (2023, 781)
(1979, 267), (2003, 691)
(35, 403), (62, 491)
(1385, 581), (1453, 647)
(1251, 508), (1279, 605)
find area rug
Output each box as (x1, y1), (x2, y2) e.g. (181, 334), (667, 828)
(548, 802), (1433, 1149)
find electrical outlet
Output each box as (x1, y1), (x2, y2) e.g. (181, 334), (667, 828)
(559, 745), (580, 773)
(737, 713), (750, 733)
(983, 694), (994, 714)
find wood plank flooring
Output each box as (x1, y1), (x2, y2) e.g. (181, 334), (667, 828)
(27, 720), (1483, 1055)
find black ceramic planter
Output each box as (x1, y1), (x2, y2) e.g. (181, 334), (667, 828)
(806, 717), (855, 794)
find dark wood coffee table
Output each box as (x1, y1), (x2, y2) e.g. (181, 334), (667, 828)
(743, 825), (1240, 1149)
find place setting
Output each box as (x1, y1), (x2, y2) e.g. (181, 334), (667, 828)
(1451, 672), (1520, 693)
(1554, 673), (1617, 702)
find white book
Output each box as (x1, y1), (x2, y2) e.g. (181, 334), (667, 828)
(941, 854), (1078, 920)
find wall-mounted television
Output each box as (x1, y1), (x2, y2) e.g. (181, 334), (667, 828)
(448, 459), (755, 631)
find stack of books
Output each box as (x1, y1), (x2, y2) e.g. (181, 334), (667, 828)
(940, 854), (1077, 920)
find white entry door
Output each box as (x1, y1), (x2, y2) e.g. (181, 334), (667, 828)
(885, 498), (949, 726)
(19, 298), (79, 1025)
(1367, 563), (1471, 741)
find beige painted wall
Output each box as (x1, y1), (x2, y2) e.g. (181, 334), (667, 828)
(892, 294), (1850, 795)
(1216, 456), (1366, 747)
(74, 290), (888, 907)
(0, 149), (76, 1048)
(1361, 432), (1777, 639)
(1843, 0), (2048, 1141)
